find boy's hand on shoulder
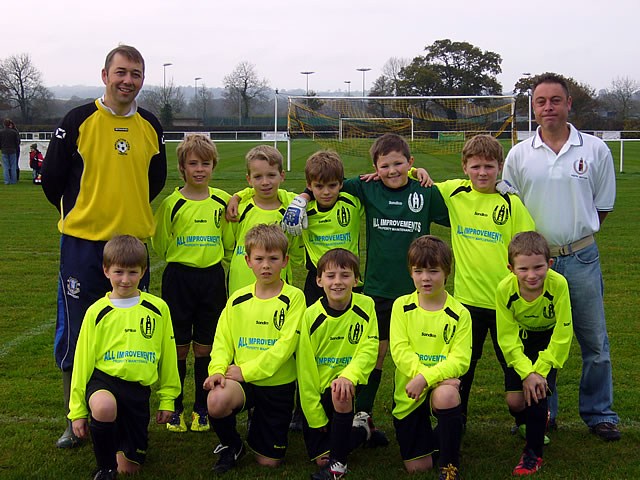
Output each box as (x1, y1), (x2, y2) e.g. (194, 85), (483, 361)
(156, 410), (173, 424)
(331, 377), (355, 402)
(406, 373), (427, 401)
(282, 195), (308, 236)
(72, 418), (89, 439)
(203, 373), (225, 390)
(522, 372), (547, 406)
(496, 179), (519, 195)
(359, 172), (379, 183)
(412, 168), (433, 187)
(226, 195), (241, 222)
(225, 365), (244, 382)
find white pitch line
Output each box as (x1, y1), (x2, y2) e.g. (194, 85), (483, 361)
(0, 318), (55, 359)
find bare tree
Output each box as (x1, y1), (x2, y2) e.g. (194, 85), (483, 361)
(223, 61), (270, 121)
(190, 83), (214, 121)
(382, 57), (409, 86)
(138, 79), (185, 126)
(0, 53), (52, 122)
(603, 76), (640, 122)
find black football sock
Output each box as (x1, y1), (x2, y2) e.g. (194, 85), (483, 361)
(509, 407), (527, 427)
(354, 368), (382, 414)
(525, 398), (548, 458)
(348, 418), (368, 451)
(175, 358), (186, 412)
(330, 411), (354, 465)
(434, 404), (463, 468)
(193, 356), (209, 411)
(211, 414), (241, 449)
(459, 359), (478, 422)
(89, 417), (118, 471)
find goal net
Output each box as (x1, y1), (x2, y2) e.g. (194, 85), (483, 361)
(288, 95), (515, 158)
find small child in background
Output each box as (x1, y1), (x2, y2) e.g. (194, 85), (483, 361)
(29, 143), (44, 184)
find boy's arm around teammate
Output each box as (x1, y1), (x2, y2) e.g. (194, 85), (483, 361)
(495, 273), (573, 381)
(390, 297), (472, 390)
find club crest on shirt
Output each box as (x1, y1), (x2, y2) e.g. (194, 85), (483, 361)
(348, 322), (363, 345)
(336, 205), (351, 227)
(407, 192), (424, 213)
(214, 208), (222, 228)
(140, 315), (156, 339)
(543, 304), (555, 319)
(273, 308), (285, 331)
(66, 276), (80, 298)
(573, 158), (588, 175)
(443, 323), (456, 344)
(115, 138), (131, 155)
(492, 204), (509, 225)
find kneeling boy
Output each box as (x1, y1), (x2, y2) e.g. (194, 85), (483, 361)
(69, 235), (180, 479)
(204, 224), (305, 473)
(496, 231), (572, 476)
(297, 248), (379, 480)
(390, 235), (471, 480)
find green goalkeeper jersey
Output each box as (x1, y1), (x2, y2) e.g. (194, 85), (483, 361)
(437, 179), (535, 309)
(341, 177), (449, 300)
(496, 269), (573, 380)
(390, 292), (471, 420)
(68, 292), (180, 420)
(296, 294), (378, 428)
(151, 186), (234, 268)
(208, 282), (305, 386)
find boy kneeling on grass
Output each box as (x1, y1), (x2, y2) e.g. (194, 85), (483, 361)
(496, 231), (572, 476)
(68, 235), (180, 480)
(390, 235), (471, 480)
(204, 224), (305, 474)
(296, 248), (379, 480)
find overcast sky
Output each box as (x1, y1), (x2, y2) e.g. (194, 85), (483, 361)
(3, 0), (638, 95)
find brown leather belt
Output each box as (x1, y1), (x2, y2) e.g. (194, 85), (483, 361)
(549, 234), (595, 257)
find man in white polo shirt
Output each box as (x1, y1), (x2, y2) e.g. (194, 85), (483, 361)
(503, 73), (620, 441)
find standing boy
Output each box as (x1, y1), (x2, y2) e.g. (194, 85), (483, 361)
(433, 134), (535, 424)
(390, 235), (471, 480)
(68, 235), (180, 479)
(496, 231), (573, 475)
(227, 145), (303, 295)
(284, 133), (449, 421)
(297, 248), (378, 480)
(503, 73), (619, 439)
(151, 134), (234, 433)
(204, 224), (305, 473)
(41, 45), (166, 448)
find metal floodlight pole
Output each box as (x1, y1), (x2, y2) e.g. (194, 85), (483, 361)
(274, 89), (278, 148)
(344, 80), (351, 96)
(162, 63), (173, 104)
(194, 77), (202, 119)
(357, 68), (371, 96)
(300, 71), (315, 96)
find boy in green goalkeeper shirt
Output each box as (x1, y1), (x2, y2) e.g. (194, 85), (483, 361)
(151, 134), (234, 433)
(283, 134), (450, 424)
(297, 248), (378, 480)
(427, 135), (535, 425)
(204, 224), (305, 474)
(496, 231), (572, 476)
(226, 145), (303, 295)
(390, 235), (471, 480)
(69, 235), (180, 479)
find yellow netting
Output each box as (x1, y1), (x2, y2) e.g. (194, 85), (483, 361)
(288, 96), (514, 156)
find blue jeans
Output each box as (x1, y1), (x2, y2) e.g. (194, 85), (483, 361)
(548, 242), (619, 427)
(2, 152), (18, 184)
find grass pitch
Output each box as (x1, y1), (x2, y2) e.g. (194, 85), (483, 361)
(0, 139), (638, 479)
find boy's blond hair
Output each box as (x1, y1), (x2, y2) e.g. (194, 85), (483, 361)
(176, 134), (219, 181)
(461, 134), (504, 167)
(244, 224), (289, 258)
(103, 235), (147, 270)
(508, 231), (551, 265)
(305, 150), (344, 185)
(245, 145), (283, 174)
(407, 235), (453, 277)
(316, 248), (360, 280)
(369, 133), (411, 165)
